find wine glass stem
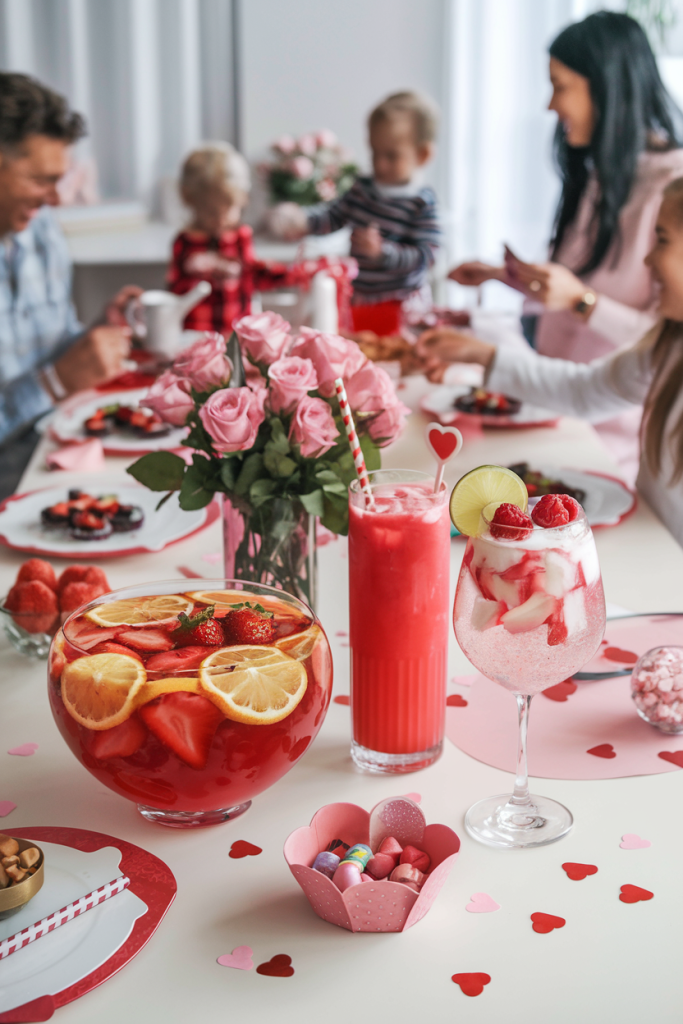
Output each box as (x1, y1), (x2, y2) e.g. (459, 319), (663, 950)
(510, 693), (534, 809)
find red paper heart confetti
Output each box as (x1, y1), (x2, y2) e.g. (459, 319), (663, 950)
(658, 750), (683, 768)
(530, 912), (566, 933)
(619, 884), (654, 904)
(256, 954), (294, 977)
(333, 695), (350, 705)
(427, 424), (463, 462)
(542, 680), (577, 702)
(229, 841), (262, 859)
(562, 862), (598, 881)
(446, 694), (468, 707)
(451, 973), (491, 997)
(603, 647), (638, 664)
(587, 743), (616, 759)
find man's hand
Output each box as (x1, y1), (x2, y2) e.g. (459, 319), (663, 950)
(417, 327), (496, 368)
(53, 326), (132, 395)
(351, 224), (383, 259)
(104, 284), (143, 326)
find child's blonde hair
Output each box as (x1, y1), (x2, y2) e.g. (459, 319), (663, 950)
(180, 141), (251, 207)
(368, 91), (439, 147)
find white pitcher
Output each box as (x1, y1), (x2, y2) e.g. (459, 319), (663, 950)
(126, 281), (212, 359)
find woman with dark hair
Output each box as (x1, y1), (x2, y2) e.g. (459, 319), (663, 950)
(434, 11), (683, 478)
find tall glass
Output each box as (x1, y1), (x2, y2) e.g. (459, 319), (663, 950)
(349, 469), (450, 772)
(454, 507), (605, 847)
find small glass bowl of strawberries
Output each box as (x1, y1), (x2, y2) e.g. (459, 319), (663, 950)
(1, 559), (110, 659)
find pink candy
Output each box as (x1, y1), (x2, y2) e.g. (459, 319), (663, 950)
(399, 845), (431, 873)
(324, 835), (430, 892)
(389, 863), (425, 891)
(631, 646), (683, 733)
(365, 853), (395, 879)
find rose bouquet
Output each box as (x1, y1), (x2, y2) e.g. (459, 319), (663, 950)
(262, 130), (357, 207)
(127, 313), (409, 606)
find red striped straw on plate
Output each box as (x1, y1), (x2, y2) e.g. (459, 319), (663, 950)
(0, 874), (131, 960)
(334, 377), (375, 508)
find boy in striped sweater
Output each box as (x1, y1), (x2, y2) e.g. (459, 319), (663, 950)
(276, 92), (442, 335)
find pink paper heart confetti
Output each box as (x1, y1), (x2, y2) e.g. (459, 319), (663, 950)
(466, 892), (500, 914)
(402, 792), (422, 803)
(202, 552), (223, 565)
(217, 946), (253, 970)
(0, 801), (17, 817)
(450, 674), (477, 687)
(7, 743), (38, 756)
(620, 834), (651, 850)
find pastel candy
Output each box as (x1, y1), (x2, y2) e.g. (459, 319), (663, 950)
(378, 836), (403, 862)
(339, 843), (373, 871)
(389, 863), (425, 889)
(399, 845), (430, 873)
(361, 872), (373, 882)
(365, 853), (395, 880)
(333, 861), (363, 892)
(312, 851), (340, 879)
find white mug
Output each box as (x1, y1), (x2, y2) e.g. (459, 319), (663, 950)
(126, 281), (211, 359)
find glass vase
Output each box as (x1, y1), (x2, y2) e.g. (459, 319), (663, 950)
(222, 493), (318, 611)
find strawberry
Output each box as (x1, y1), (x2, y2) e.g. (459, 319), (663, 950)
(90, 641), (144, 663)
(6, 580), (58, 634)
(117, 628), (176, 653)
(59, 581), (108, 615)
(138, 691), (223, 768)
(65, 621), (121, 650)
(171, 606), (226, 648)
(221, 603), (276, 645)
(57, 565), (110, 596)
(16, 558), (57, 592)
(545, 607), (568, 646)
(86, 716), (147, 759)
(146, 646), (210, 674)
(489, 503), (533, 541)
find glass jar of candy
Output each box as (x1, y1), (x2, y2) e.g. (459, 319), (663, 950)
(631, 645), (683, 734)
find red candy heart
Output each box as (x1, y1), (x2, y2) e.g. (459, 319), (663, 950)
(427, 424), (463, 462)
(658, 750), (683, 768)
(400, 844), (430, 873)
(256, 954), (294, 977)
(446, 694), (468, 707)
(451, 972), (491, 997)
(229, 841), (262, 859)
(530, 912), (566, 933)
(603, 647), (638, 664)
(333, 695), (350, 705)
(619, 884), (654, 904)
(366, 853), (395, 879)
(587, 743), (616, 759)
(562, 862), (598, 881)
(542, 680), (577, 702)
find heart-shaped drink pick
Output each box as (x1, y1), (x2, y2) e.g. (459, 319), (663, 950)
(368, 796), (426, 852)
(425, 423), (463, 493)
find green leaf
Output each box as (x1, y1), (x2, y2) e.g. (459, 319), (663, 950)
(300, 488), (325, 518)
(126, 451), (186, 492)
(360, 433), (381, 472)
(220, 458), (239, 491)
(178, 461), (214, 510)
(266, 417), (291, 455)
(263, 449), (296, 478)
(234, 452), (264, 496)
(249, 477), (277, 508)
(320, 492), (349, 536)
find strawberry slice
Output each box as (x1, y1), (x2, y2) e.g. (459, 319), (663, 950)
(138, 691), (223, 768)
(90, 641), (144, 662)
(146, 646), (210, 674)
(87, 716), (147, 759)
(117, 628), (175, 652)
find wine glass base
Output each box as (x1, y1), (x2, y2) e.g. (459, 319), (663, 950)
(465, 793), (573, 849)
(137, 801), (252, 828)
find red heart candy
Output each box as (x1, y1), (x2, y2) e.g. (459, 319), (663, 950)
(451, 972), (491, 997)
(587, 743), (616, 759)
(365, 853), (395, 879)
(426, 423), (463, 462)
(603, 646), (638, 664)
(333, 694), (350, 705)
(446, 693), (468, 707)
(562, 862), (598, 881)
(658, 750), (683, 768)
(378, 836), (403, 858)
(229, 840), (263, 859)
(619, 884), (654, 904)
(530, 912), (566, 933)
(542, 680), (577, 702)
(400, 844), (430, 872)
(256, 954), (295, 977)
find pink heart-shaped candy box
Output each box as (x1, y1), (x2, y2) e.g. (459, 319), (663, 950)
(283, 799), (460, 932)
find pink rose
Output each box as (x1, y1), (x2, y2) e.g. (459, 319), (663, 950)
(141, 371), (194, 426)
(234, 311), (292, 366)
(291, 155), (314, 180)
(316, 129), (337, 149)
(289, 395), (339, 457)
(274, 135), (296, 154)
(290, 328), (367, 396)
(268, 356), (318, 414)
(199, 386), (265, 453)
(317, 178), (337, 202)
(298, 134), (317, 156)
(344, 362), (410, 446)
(173, 332), (232, 391)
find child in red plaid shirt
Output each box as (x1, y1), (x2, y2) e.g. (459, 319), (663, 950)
(168, 142), (290, 333)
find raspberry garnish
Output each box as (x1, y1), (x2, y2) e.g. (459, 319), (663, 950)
(489, 503), (533, 540)
(532, 493), (580, 529)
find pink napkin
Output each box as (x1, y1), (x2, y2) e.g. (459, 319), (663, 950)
(46, 438), (106, 472)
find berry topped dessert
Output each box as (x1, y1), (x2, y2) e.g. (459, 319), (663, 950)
(84, 403), (171, 439)
(454, 387), (522, 417)
(507, 463), (587, 505)
(41, 490), (144, 540)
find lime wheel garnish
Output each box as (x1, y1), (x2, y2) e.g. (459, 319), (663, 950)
(449, 465), (528, 537)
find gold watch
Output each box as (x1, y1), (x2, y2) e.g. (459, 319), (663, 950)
(574, 289), (597, 316)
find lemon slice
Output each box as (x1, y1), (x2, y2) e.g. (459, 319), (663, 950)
(85, 594), (194, 629)
(61, 653), (146, 730)
(186, 589), (251, 609)
(449, 465), (528, 538)
(137, 676), (200, 705)
(274, 623), (322, 662)
(198, 646), (307, 725)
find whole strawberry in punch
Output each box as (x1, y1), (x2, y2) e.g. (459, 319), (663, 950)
(222, 602), (276, 645)
(171, 605), (225, 647)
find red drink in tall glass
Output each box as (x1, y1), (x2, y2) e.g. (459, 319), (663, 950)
(348, 470), (450, 772)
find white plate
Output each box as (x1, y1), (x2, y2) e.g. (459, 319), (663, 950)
(49, 388), (189, 453)
(0, 843), (147, 1014)
(420, 384), (560, 428)
(0, 482), (216, 558)
(524, 464), (635, 527)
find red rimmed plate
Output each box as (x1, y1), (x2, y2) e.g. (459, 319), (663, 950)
(522, 465), (636, 528)
(47, 389), (189, 457)
(420, 384), (560, 429)
(0, 826), (176, 1023)
(0, 484), (219, 559)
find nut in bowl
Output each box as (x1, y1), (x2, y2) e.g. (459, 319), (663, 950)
(284, 797), (460, 932)
(0, 835), (44, 917)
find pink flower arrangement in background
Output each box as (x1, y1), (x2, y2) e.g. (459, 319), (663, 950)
(234, 311), (292, 365)
(263, 129), (358, 207)
(173, 332), (232, 391)
(142, 371), (194, 426)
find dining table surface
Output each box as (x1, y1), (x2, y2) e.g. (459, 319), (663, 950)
(1, 371), (681, 1024)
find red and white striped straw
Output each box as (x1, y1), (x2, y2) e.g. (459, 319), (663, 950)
(0, 874), (130, 960)
(334, 377), (375, 508)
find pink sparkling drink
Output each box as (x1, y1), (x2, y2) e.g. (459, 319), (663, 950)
(349, 470), (450, 773)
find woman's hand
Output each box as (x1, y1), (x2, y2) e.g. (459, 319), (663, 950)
(508, 260), (588, 311)
(417, 327), (496, 382)
(448, 261), (506, 286)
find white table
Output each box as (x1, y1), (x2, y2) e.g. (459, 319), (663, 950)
(1, 377), (682, 1023)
